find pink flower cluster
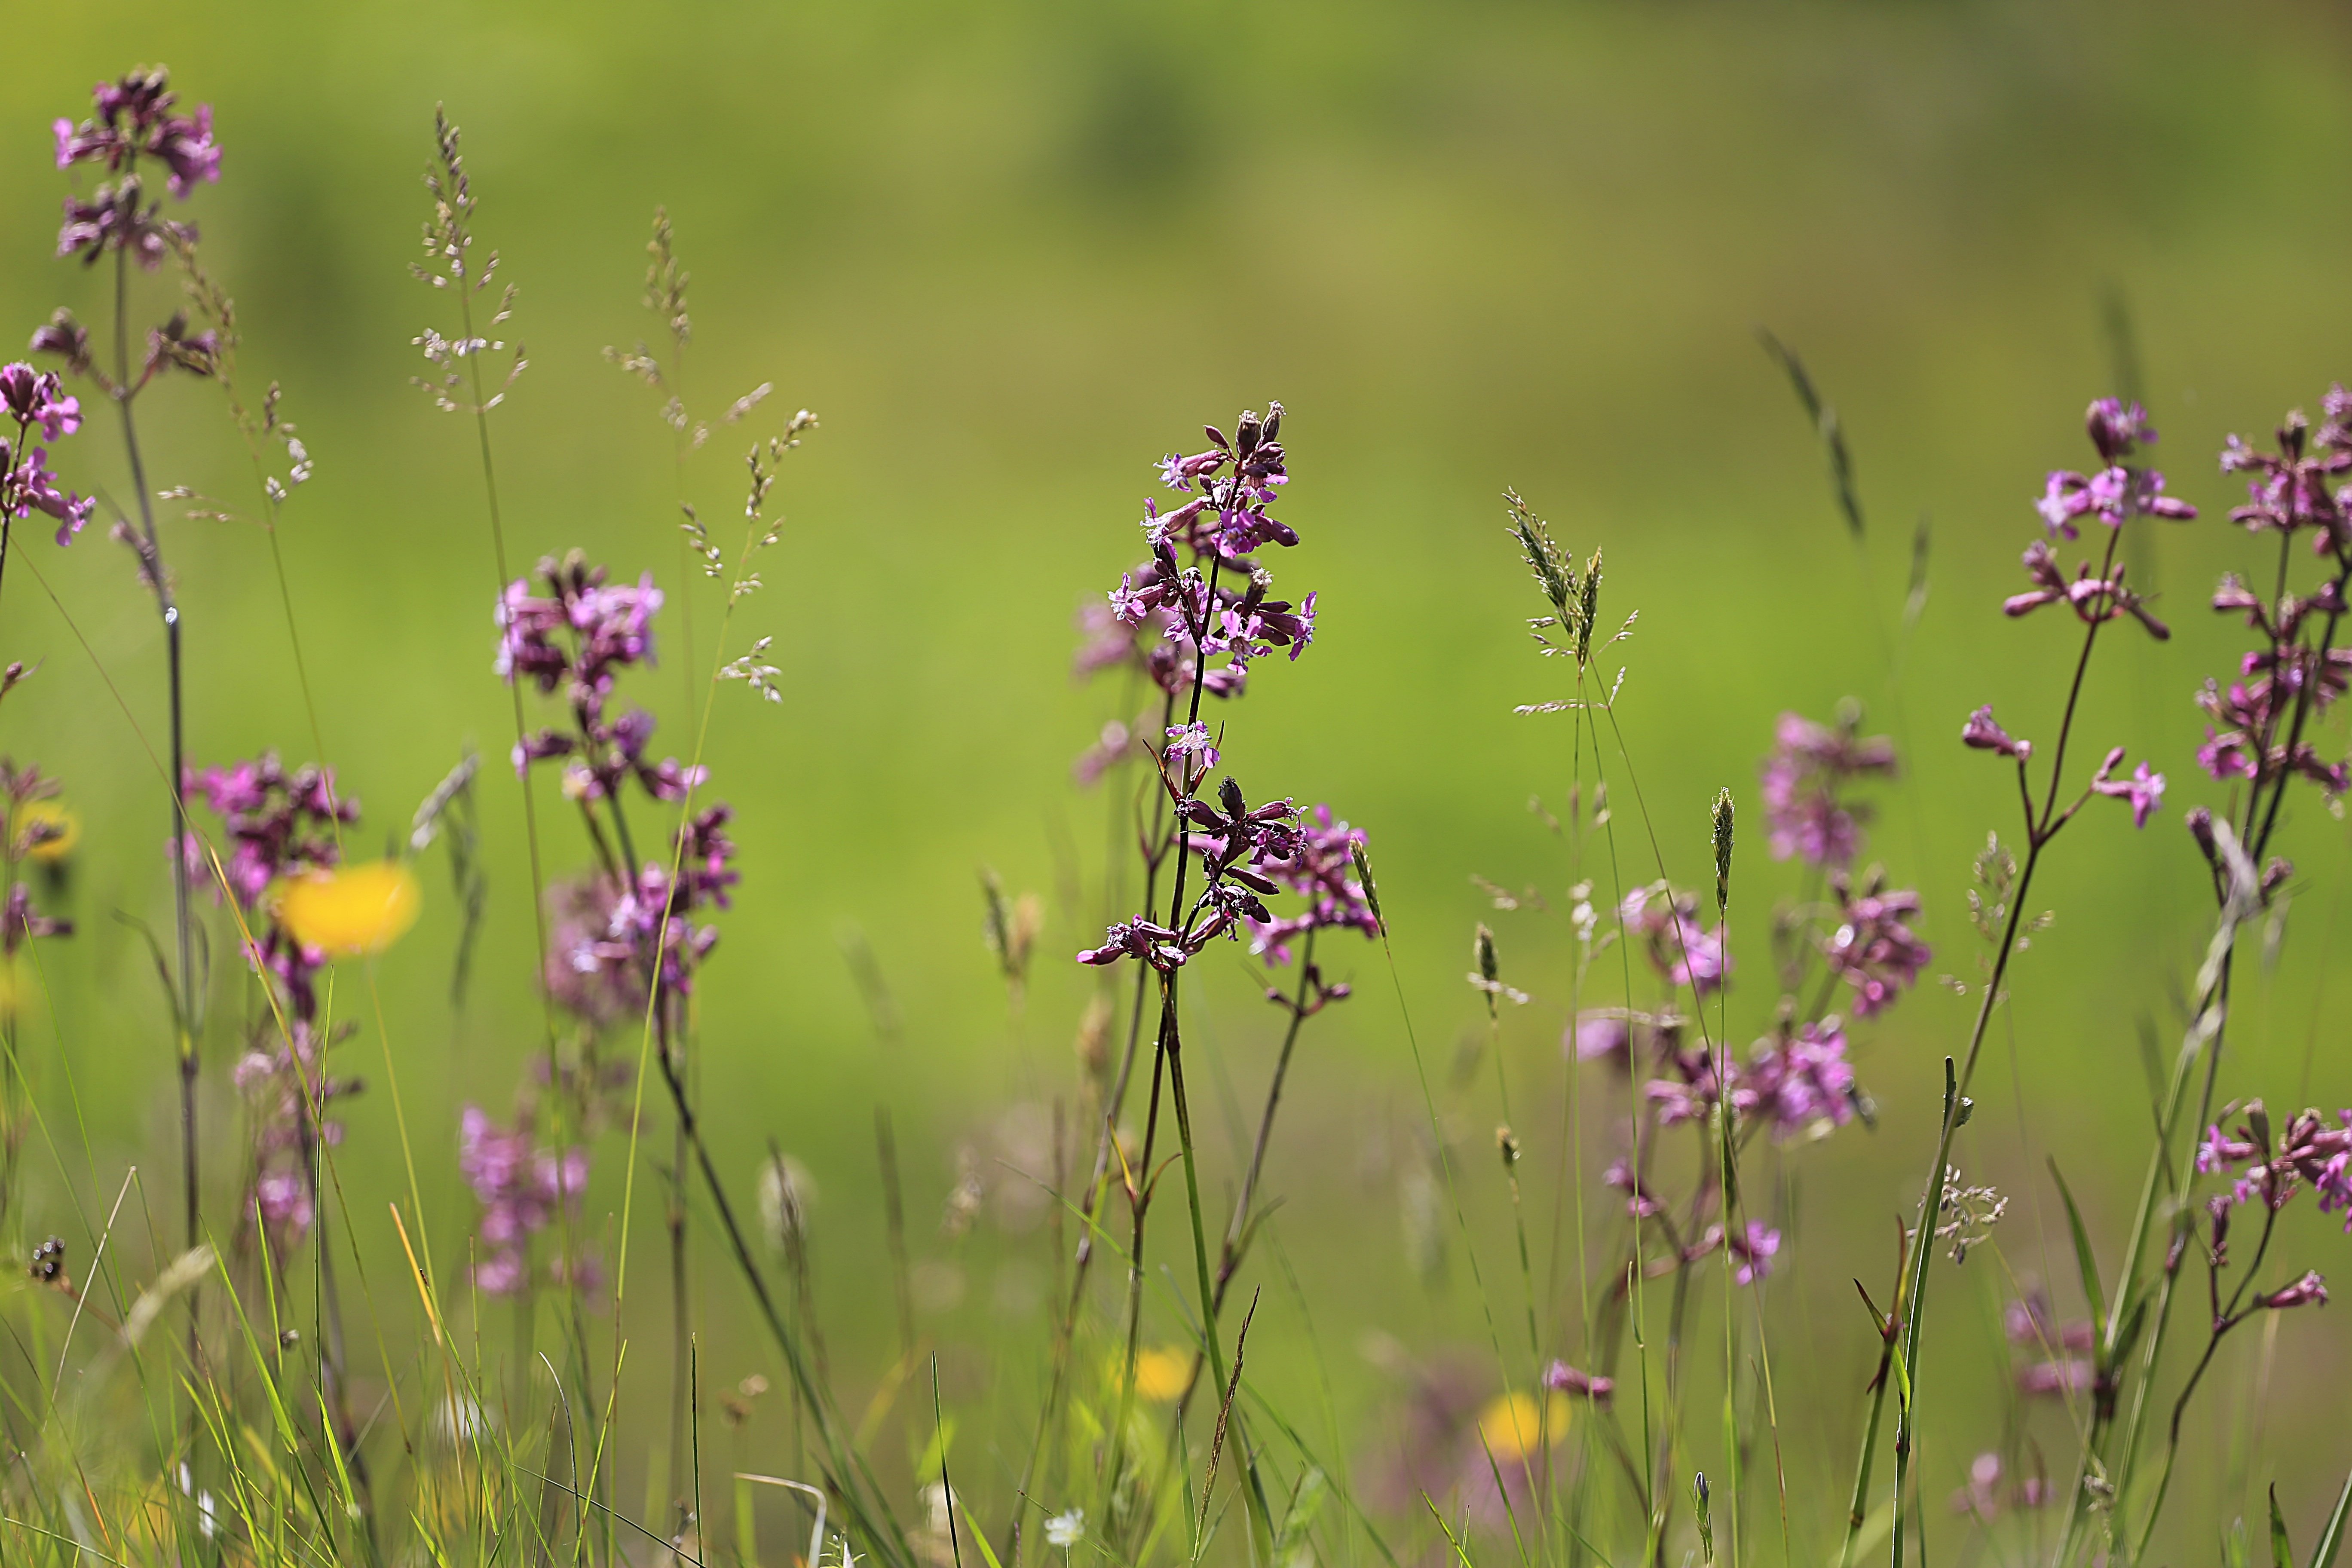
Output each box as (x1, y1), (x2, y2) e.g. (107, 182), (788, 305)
(459, 1105), (591, 1298)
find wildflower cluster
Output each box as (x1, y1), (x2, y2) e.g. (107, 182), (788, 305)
(1759, 706), (1894, 867)
(1078, 774), (1300, 971)
(1962, 403), (2174, 845)
(1077, 404), (1340, 977)
(2006, 1291), (2098, 1401)
(1243, 804), (1380, 971)
(2192, 392), (2352, 800)
(457, 1104), (593, 1297)
(500, 552), (702, 802)
(1820, 869), (1931, 1016)
(1, 762), (74, 975)
(1631, 1013), (1856, 1147)
(2034, 398), (2195, 539)
(1616, 882), (1731, 995)
(51, 68), (220, 269)
(499, 551), (738, 1018)
(2197, 1101), (2352, 1224)
(0, 363), (92, 546)
(1081, 405), (1314, 717)
(187, 754), (369, 1251)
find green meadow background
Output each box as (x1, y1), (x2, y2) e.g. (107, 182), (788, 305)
(6, 0), (2352, 1557)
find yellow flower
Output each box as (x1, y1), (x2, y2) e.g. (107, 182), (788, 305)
(15, 799), (78, 861)
(1130, 1346), (1192, 1404)
(1475, 1391), (1571, 1463)
(275, 861), (421, 957)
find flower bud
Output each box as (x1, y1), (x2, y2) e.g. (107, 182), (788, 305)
(1219, 775), (1248, 822)
(2263, 1270), (2328, 1310)
(2185, 806), (2218, 868)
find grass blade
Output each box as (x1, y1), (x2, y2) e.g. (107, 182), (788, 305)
(2314, 1467), (2352, 1568)
(2048, 1158), (2107, 1346)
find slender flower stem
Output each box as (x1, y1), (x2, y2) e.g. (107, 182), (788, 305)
(2081, 560), (2349, 1554)
(1879, 530), (2122, 1568)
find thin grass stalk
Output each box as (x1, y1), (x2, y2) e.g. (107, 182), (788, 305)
(1012, 690), (1174, 1563)
(1712, 793), (1741, 1568)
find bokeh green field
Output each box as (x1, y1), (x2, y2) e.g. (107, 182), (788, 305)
(6, 0), (2352, 1558)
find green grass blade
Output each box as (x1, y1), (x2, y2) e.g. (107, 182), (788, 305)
(2313, 1467), (2352, 1568)
(2047, 1158), (2107, 1346)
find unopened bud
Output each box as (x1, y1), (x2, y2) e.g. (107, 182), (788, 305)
(2185, 806), (2217, 868)
(2263, 857), (2293, 896)
(1475, 923), (1499, 986)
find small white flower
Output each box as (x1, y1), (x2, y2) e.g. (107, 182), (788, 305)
(1045, 1508), (1085, 1550)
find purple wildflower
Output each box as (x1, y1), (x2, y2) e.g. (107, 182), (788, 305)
(1568, 1011), (1632, 1069)
(253, 1170), (314, 1245)
(50, 70), (219, 270)
(2190, 575), (2352, 797)
(1093, 406), (1317, 707)
(2220, 391), (2352, 553)
(185, 752), (360, 1029)
(2004, 540), (2170, 640)
(232, 1017), (359, 1255)
(1620, 882), (1730, 997)
(1697, 1221), (1780, 1286)
(459, 1104), (591, 1298)
(1758, 708), (1896, 867)
(2088, 748), (2165, 829)
(1, 882), (72, 956)
(55, 69), (223, 195)
(1820, 869), (1929, 1017)
(1, 442), (95, 545)
(0, 364), (80, 441)
(2261, 1271), (2329, 1311)
(1071, 717), (1139, 787)
(1540, 1361), (1614, 1405)
(185, 753), (353, 908)
(498, 554), (713, 805)
(2034, 399), (2195, 539)
(1243, 804), (1380, 963)
(1747, 1020), (1856, 1137)
(2003, 1293), (2095, 1353)
(2196, 1103), (2352, 1222)
(1165, 722), (1220, 780)
(1602, 1157), (1663, 1220)
(1079, 778), (1305, 974)
(1960, 704), (2031, 760)
(2018, 1359), (2095, 1399)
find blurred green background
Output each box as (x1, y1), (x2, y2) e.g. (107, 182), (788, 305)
(6, 0), (2352, 1558)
